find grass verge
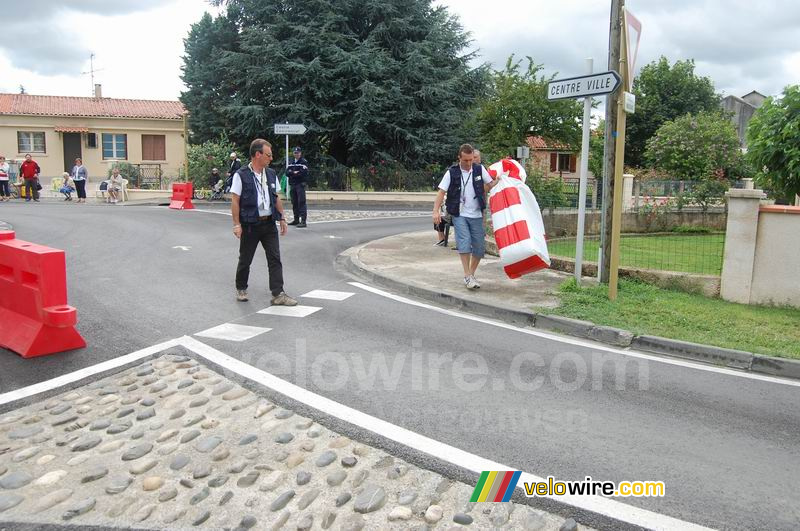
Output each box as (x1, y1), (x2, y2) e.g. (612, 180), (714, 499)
(547, 278), (800, 359)
(547, 233), (724, 275)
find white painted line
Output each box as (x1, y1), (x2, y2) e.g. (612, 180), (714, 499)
(0, 337), (183, 407)
(301, 289), (355, 301)
(195, 323), (272, 342)
(186, 207), (428, 225)
(348, 282), (800, 388)
(257, 305), (322, 318)
(177, 335), (711, 531)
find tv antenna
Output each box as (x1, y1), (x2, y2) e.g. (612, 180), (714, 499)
(81, 53), (105, 96)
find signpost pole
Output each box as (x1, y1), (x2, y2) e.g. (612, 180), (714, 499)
(608, 13), (629, 301)
(285, 122), (290, 173)
(574, 58), (593, 286)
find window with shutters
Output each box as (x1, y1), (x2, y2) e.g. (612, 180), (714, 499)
(141, 135), (166, 161)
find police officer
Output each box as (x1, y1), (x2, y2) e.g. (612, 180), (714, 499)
(230, 139), (298, 306)
(286, 146), (309, 227)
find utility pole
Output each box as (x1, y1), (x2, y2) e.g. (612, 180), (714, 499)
(600, 0), (623, 283)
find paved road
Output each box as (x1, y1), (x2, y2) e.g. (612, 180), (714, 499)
(1, 202), (799, 530)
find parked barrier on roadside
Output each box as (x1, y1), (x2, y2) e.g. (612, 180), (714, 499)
(169, 182), (195, 210)
(0, 231), (86, 358)
(489, 175), (551, 278)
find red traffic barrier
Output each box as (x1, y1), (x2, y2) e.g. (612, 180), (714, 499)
(0, 231), (86, 358)
(169, 182), (195, 210)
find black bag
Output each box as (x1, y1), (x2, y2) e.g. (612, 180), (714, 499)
(99, 181), (108, 191)
(35, 179), (42, 191)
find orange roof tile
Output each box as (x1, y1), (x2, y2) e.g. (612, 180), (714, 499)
(526, 135), (574, 151)
(0, 93), (185, 120)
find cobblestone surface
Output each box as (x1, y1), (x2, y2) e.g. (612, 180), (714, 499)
(0, 353), (590, 529)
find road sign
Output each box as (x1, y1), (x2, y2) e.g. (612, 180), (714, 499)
(547, 71), (621, 101)
(273, 123), (307, 135)
(624, 8), (642, 91)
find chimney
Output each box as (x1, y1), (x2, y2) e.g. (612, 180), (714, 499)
(94, 84), (102, 98)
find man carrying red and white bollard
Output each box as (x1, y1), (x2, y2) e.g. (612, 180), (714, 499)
(433, 143), (500, 289)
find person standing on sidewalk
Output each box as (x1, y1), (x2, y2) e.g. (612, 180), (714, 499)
(20, 154), (40, 202)
(70, 158), (88, 203)
(0, 156), (9, 201)
(433, 144), (499, 289)
(230, 138), (298, 306)
(226, 152), (241, 189)
(286, 146), (309, 227)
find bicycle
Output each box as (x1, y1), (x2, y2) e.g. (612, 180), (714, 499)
(207, 179), (227, 201)
(193, 188), (210, 200)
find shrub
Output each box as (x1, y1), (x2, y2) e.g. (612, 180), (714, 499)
(672, 225), (714, 234)
(107, 162), (141, 184)
(187, 136), (238, 185)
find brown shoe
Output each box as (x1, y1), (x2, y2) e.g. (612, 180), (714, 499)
(271, 292), (298, 306)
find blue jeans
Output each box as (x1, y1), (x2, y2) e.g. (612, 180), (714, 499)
(452, 215), (485, 257)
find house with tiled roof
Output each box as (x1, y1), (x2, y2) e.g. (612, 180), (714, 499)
(526, 136), (583, 178)
(0, 85), (186, 187)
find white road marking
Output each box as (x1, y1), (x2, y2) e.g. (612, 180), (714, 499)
(177, 336), (711, 531)
(257, 305), (322, 318)
(348, 282), (800, 388)
(195, 323), (271, 342)
(301, 289), (355, 301)
(172, 245), (191, 251)
(0, 337), (182, 406)
(0, 334), (717, 530)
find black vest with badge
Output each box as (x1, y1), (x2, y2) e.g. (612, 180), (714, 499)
(444, 163), (485, 217)
(237, 165), (282, 223)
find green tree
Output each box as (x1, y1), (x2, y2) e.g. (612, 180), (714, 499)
(588, 121), (605, 179)
(747, 84), (800, 201)
(626, 57), (720, 167)
(181, 12), (240, 145)
(187, 136), (238, 184)
(476, 57), (581, 159)
(184, 0), (486, 186)
(645, 112), (741, 212)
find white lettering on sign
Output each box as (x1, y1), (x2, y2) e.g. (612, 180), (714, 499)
(547, 71), (621, 101)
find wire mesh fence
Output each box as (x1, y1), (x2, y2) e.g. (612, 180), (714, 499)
(547, 231), (725, 275)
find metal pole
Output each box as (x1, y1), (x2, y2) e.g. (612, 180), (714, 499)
(574, 58), (593, 285)
(285, 132), (289, 173)
(608, 10), (628, 301)
(600, 0), (623, 282)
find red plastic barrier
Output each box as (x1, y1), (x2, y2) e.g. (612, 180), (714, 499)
(0, 231), (86, 358)
(169, 182), (195, 210)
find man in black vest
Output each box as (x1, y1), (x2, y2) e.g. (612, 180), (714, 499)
(286, 146), (309, 227)
(433, 144), (499, 289)
(231, 139), (298, 305)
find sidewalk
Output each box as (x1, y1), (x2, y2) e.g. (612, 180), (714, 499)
(341, 231), (800, 380)
(343, 230), (569, 316)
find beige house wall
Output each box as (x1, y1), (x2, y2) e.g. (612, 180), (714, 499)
(529, 151), (584, 179)
(0, 114), (184, 181)
(749, 208), (800, 306)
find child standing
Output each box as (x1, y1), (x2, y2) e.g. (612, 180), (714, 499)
(59, 172), (76, 201)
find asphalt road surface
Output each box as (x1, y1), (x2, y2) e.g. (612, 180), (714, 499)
(1, 201), (798, 530)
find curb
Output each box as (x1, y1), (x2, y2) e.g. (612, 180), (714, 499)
(339, 241), (800, 381)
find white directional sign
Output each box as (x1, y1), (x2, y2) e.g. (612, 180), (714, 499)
(273, 123), (307, 135)
(547, 71), (621, 101)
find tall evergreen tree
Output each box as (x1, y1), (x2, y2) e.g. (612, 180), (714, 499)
(182, 0), (487, 177)
(181, 12), (241, 144)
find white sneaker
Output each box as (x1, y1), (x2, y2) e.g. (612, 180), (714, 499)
(470, 275), (481, 289)
(465, 276), (479, 289)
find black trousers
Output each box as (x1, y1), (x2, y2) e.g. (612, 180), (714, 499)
(75, 180), (87, 199)
(24, 178), (39, 200)
(0, 181), (9, 197)
(235, 218), (284, 295)
(290, 182), (307, 220)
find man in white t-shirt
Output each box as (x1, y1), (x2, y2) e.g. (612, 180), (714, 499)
(433, 144), (499, 289)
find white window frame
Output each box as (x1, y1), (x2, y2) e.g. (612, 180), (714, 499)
(102, 133), (128, 160)
(17, 131), (46, 154)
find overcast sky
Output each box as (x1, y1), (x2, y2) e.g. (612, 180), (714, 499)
(0, 0), (797, 103)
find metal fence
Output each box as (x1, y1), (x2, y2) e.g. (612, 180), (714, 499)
(547, 230), (725, 276)
(129, 164), (164, 189)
